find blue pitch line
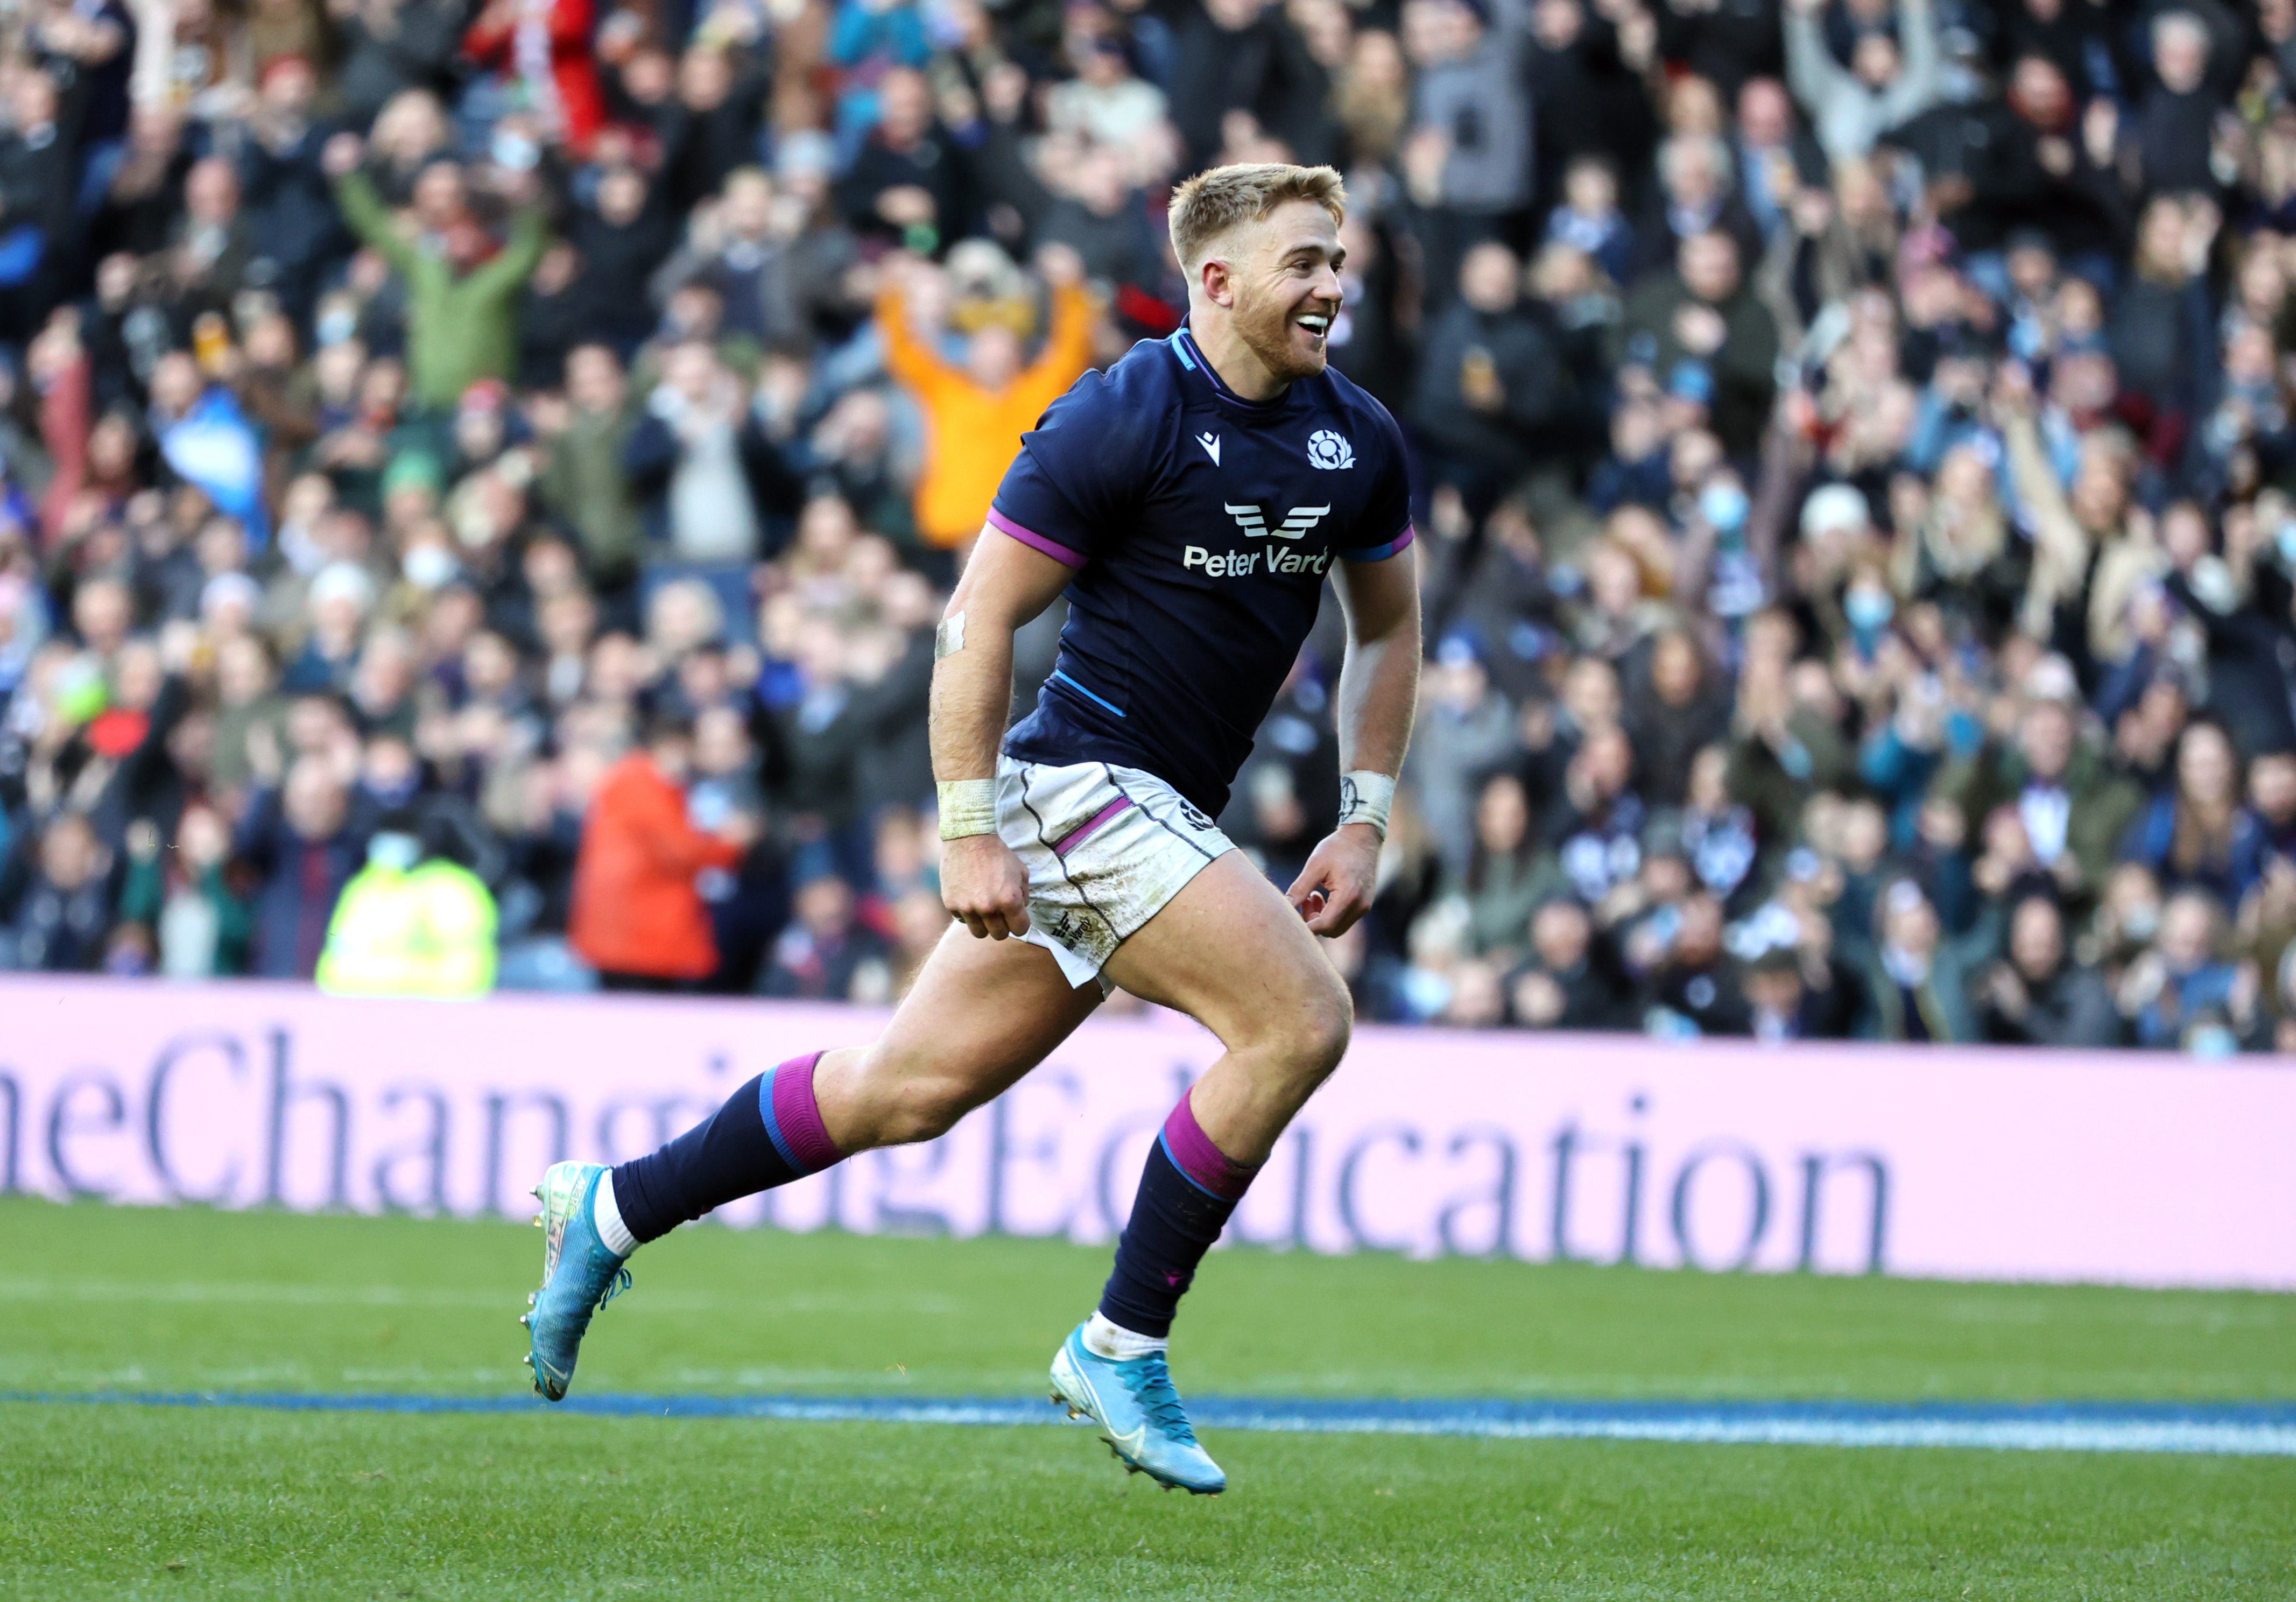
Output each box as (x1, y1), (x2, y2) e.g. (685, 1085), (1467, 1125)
(8, 1391), (2296, 1457)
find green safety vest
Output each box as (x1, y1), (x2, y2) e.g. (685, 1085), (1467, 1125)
(315, 861), (498, 999)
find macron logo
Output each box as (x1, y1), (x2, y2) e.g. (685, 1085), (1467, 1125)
(1196, 432), (1221, 465)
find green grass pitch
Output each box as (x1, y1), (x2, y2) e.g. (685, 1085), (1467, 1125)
(3, 1197), (2293, 1599)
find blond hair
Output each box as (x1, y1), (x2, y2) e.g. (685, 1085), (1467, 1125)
(1166, 163), (1347, 272)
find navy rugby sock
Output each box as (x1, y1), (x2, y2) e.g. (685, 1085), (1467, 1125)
(610, 1053), (844, 1244)
(1097, 1091), (1260, 1339)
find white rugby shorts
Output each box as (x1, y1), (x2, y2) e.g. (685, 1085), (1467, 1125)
(994, 756), (1235, 988)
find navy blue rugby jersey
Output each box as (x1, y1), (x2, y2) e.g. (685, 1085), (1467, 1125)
(988, 326), (1414, 817)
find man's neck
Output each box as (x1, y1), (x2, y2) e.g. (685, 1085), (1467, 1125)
(1186, 311), (1287, 403)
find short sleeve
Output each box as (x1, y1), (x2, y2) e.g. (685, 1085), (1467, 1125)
(1336, 396), (1415, 563)
(987, 361), (1168, 567)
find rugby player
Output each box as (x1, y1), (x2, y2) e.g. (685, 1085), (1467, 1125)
(522, 163), (1421, 1495)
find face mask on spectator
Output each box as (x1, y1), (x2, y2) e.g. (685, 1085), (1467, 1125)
(316, 306), (358, 347)
(1698, 481), (1748, 534)
(404, 545), (459, 590)
(2124, 901), (2161, 942)
(1844, 586), (1893, 634)
(491, 131), (540, 172)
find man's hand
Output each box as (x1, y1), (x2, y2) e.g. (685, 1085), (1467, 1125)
(942, 833), (1032, 939)
(1285, 823), (1381, 937)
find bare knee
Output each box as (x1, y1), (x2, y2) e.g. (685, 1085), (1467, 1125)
(1299, 973), (1354, 1076)
(1243, 966), (1351, 1085)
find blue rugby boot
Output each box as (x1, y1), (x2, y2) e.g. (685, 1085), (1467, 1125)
(522, 1161), (631, 1401)
(1048, 1322), (1226, 1494)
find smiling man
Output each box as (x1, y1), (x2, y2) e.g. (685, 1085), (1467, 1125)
(521, 164), (1422, 1496)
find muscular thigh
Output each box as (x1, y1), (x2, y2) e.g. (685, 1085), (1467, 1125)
(830, 922), (1101, 1121)
(1101, 851), (1346, 1052)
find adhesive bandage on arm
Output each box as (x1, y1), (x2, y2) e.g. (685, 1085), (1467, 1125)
(1337, 771), (1397, 839)
(934, 610), (966, 661)
(937, 778), (998, 840)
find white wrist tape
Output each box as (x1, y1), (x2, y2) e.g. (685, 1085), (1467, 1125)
(936, 778), (999, 840)
(1337, 770), (1396, 839)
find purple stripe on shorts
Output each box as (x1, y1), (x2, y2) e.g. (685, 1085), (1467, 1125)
(1053, 796), (1132, 858)
(1161, 1091), (1257, 1202)
(985, 507), (1086, 570)
(769, 1052), (843, 1174)
(1341, 523), (1416, 563)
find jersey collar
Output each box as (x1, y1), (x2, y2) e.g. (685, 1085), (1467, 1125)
(1167, 324), (1300, 414)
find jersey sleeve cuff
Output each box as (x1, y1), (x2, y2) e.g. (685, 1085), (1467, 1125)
(985, 505), (1087, 570)
(1340, 523), (1415, 563)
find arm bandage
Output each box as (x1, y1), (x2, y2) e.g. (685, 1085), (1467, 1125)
(937, 778), (999, 840)
(1337, 771), (1397, 839)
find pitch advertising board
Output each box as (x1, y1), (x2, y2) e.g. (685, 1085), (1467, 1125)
(1, 978), (2288, 1289)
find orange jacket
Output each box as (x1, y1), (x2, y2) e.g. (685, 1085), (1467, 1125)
(568, 754), (742, 980)
(878, 282), (1093, 548)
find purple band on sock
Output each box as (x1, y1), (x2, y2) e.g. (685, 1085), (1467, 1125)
(767, 1052), (843, 1174)
(1160, 1092), (1257, 1201)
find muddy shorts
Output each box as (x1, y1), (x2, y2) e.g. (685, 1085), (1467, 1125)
(995, 756), (1236, 989)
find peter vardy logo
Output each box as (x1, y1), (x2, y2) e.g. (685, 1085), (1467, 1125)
(1196, 432), (1221, 465)
(1307, 430), (1354, 469)
(1186, 504), (1334, 579)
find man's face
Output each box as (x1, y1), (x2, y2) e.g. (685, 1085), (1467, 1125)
(1458, 243), (1519, 313)
(2013, 58), (2070, 127)
(2250, 754), (2296, 825)
(723, 174), (773, 238)
(2019, 702), (2073, 781)
(798, 876), (854, 938)
(1215, 199), (1344, 383)
(878, 71), (930, 145)
(965, 325), (1023, 390)
(568, 347), (623, 412)
(284, 760), (348, 840)
(40, 819), (99, 891)
(1532, 903), (1589, 969)
(2154, 24), (2207, 95)
(1680, 233), (1738, 302)
(1884, 891), (1939, 958)
(262, 59), (316, 116)
(1737, 79), (1790, 146)
(2009, 900), (2062, 980)
(1851, 34), (1900, 90)
(666, 344), (720, 406)
(11, 75), (56, 130)
(413, 164), (465, 228)
(1744, 966), (1802, 1016)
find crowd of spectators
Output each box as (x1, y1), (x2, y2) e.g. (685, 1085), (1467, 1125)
(1, 0), (2294, 1052)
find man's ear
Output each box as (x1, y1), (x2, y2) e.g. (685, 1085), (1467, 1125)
(1199, 257), (1236, 310)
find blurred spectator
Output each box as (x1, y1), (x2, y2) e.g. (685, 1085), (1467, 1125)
(316, 808), (498, 995)
(1505, 897), (1627, 1030)
(0, 812), (113, 972)
(759, 868), (888, 999)
(569, 714), (753, 990)
(876, 248), (1091, 554)
(234, 754), (364, 979)
(2120, 888), (2251, 1051)
(1976, 893), (2119, 1048)
(326, 136), (548, 411)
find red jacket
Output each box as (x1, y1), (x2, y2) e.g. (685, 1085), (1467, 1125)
(463, 0), (605, 156)
(569, 754), (741, 980)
